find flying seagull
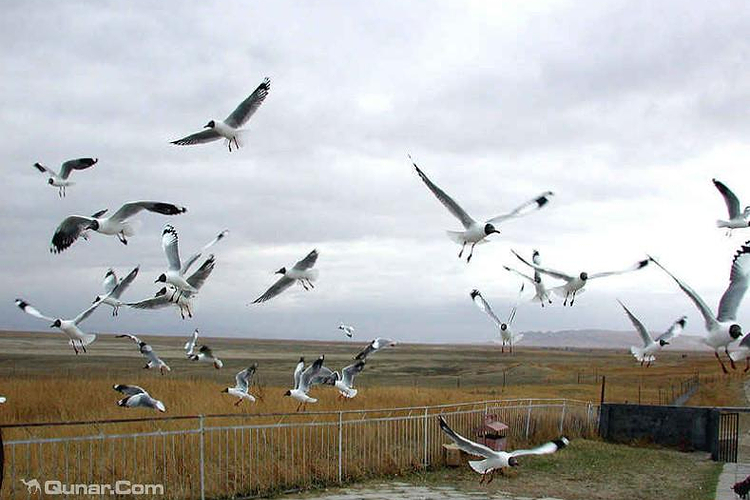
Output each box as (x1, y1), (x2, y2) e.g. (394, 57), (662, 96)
(50, 201), (187, 254)
(113, 384), (165, 412)
(331, 360), (366, 399)
(252, 249), (319, 304)
(284, 356), (335, 411)
(503, 249), (553, 307)
(33, 158), (98, 197)
(471, 284), (525, 353)
(649, 244), (750, 374)
(171, 77), (271, 152)
(184, 329), (199, 357)
(409, 155), (553, 262)
(222, 363), (258, 405)
(189, 344), (223, 369)
(338, 324), (355, 338)
(116, 334), (171, 375)
(438, 416), (568, 484)
(155, 226), (228, 296)
(617, 300), (686, 367)
(354, 337), (397, 360)
(714, 179), (750, 236)
(93, 266), (140, 316)
(512, 250), (649, 306)
(15, 295), (110, 354)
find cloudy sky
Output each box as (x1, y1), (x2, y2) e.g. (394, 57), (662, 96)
(2, 0), (750, 344)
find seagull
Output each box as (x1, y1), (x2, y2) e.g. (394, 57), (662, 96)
(50, 201), (187, 253)
(331, 360), (366, 399)
(284, 356), (335, 411)
(511, 250), (649, 306)
(189, 344), (223, 369)
(617, 300), (686, 367)
(354, 337), (397, 360)
(184, 329), (199, 357)
(471, 285), (525, 353)
(113, 384), (165, 412)
(649, 244), (750, 374)
(33, 158), (98, 197)
(714, 179), (750, 236)
(222, 363), (258, 405)
(409, 155), (553, 262)
(438, 416), (569, 484)
(15, 295), (110, 354)
(155, 226), (228, 296)
(171, 77), (271, 152)
(116, 334), (171, 375)
(338, 324), (355, 338)
(127, 255), (216, 319)
(93, 266), (140, 316)
(0, 397), (6, 404)
(503, 249), (553, 307)
(252, 249), (320, 304)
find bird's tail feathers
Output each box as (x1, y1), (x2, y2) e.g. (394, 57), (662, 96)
(630, 346), (655, 363)
(122, 220), (140, 237)
(468, 459), (491, 474)
(72, 333), (97, 347)
(716, 219), (731, 228)
(307, 269), (320, 281)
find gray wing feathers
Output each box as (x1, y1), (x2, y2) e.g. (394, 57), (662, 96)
(471, 290), (503, 328)
(342, 360), (366, 386)
(717, 242), (750, 322)
(110, 201), (187, 223)
(59, 158), (98, 179)
(112, 266), (139, 299)
(113, 384), (147, 396)
(252, 275), (295, 303)
(649, 256), (718, 330)
(51, 216), (98, 253)
(410, 156), (475, 229)
(487, 191), (554, 225)
(171, 128), (222, 146)
(293, 249), (319, 271)
(181, 230), (228, 274)
(714, 179), (741, 219)
(224, 77), (271, 128)
(187, 255), (216, 290)
(618, 300), (652, 346)
(15, 299), (54, 322)
(511, 250), (573, 281)
(162, 225), (182, 271)
(438, 416), (495, 458)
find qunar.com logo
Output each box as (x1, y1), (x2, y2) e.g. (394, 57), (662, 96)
(20, 478), (164, 496)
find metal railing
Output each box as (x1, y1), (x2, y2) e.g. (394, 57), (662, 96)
(1, 398), (598, 499)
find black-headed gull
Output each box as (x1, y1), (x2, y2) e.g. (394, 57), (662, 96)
(503, 249), (553, 307)
(284, 356), (335, 412)
(252, 249), (319, 304)
(93, 266), (139, 316)
(172, 77), (271, 152)
(617, 300), (686, 367)
(33, 158), (98, 197)
(332, 360), (366, 399)
(223, 363), (258, 405)
(409, 155), (553, 263)
(184, 329), (199, 357)
(189, 344), (223, 369)
(113, 384), (165, 412)
(354, 337), (397, 360)
(471, 284), (524, 353)
(116, 334), (171, 375)
(338, 324), (355, 338)
(156, 226), (228, 296)
(714, 179), (750, 236)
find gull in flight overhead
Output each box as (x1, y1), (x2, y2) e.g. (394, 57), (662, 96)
(252, 249), (319, 304)
(189, 344), (223, 369)
(714, 179), (750, 236)
(172, 77), (271, 152)
(438, 416), (568, 484)
(354, 337), (397, 360)
(617, 300), (686, 367)
(512, 250), (649, 306)
(184, 329), (199, 357)
(33, 158), (98, 197)
(93, 266), (139, 316)
(409, 155), (553, 262)
(50, 201), (187, 254)
(471, 284), (525, 353)
(649, 244), (750, 373)
(113, 384), (165, 412)
(504, 249), (553, 307)
(116, 334), (171, 375)
(15, 294), (111, 354)
(338, 324), (355, 338)
(155, 226), (228, 297)
(222, 363), (258, 405)
(331, 359), (366, 399)
(284, 356), (335, 411)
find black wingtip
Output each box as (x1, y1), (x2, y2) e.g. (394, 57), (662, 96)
(438, 415), (449, 431)
(552, 437), (570, 449)
(470, 289), (480, 299)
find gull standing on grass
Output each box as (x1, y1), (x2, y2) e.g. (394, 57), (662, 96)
(284, 356), (335, 411)
(93, 266), (140, 316)
(32, 158), (98, 197)
(649, 244), (750, 374)
(438, 416), (569, 484)
(511, 250), (649, 306)
(504, 249), (553, 307)
(222, 363), (258, 405)
(354, 337), (397, 360)
(617, 300), (686, 367)
(409, 155), (553, 263)
(252, 249), (319, 304)
(50, 201), (187, 253)
(331, 360), (366, 399)
(155, 226), (228, 297)
(116, 334), (171, 375)
(113, 385), (165, 412)
(471, 284), (525, 353)
(171, 77), (271, 152)
(15, 294), (111, 354)
(714, 179), (750, 236)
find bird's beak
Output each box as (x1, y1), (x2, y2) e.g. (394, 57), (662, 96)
(203, 122), (211, 128)
(49, 323), (56, 328)
(154, 278), (159, 283)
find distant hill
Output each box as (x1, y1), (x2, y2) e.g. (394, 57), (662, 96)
(518, 329), (709, 351)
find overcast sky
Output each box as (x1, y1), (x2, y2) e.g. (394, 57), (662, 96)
(2, 0), (750, 344)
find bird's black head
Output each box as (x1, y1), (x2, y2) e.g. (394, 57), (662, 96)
(50, 319), (62, 328)
(92, 296), (101, 304)
(730, 324), (743, 339)
(221, 388), (228, 393)
(275, 267), (287, 275)
(204, 120), (216, 129)
(500, 323), (508, 331)
(155, 274), (167, 284)
(659, 339), (669, 347)
(470, 289), (480, 300)
(155, 287), (168, 297)
(580, 272), (588, 281)
(484, 223), (500, 236)
(299, 356), (304, 363)
(284, 390), (291, 397)
(508, 457), (519, 467)
(534, 275), (542, 283)
(47, 178), (54, 185)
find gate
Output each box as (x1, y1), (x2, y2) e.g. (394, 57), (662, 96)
(717, 412), (739, 463)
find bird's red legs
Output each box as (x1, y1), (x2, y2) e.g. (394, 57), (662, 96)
(715, 351), (729, 374)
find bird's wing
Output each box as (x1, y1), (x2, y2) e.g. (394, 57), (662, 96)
(15, 299), (54, 322)
(32, 163), (54, 176)
(588, 259), (650, 280)
(438, 416), (495, 458)
(59, 158), (98, 180)
(199, 345), (214, 357)
(713, 179), (741, 219)
(299, 356), (325, 392)
(292, 249), (319, 271)
(503, 265), (536, 284)
(648, 256), (718, 331)
(50, 216), (98, 253)
(342, 360), (366, 386)
(109, 201), (187, 223)
(235, 363), (258, 392)
(184, 329), (199, 354)
(510, 437), (569, 458)
(252, 275), (295, 304)
(181, 230), (229, 274)
(73, 292), (110, 324)
(508, 283), (525, 325)
(161, 225), (182, 271)
(187, 255), (216, 290)
(113, 384), (147, 396)
(224, 77), (271, 128)
(487, 191), (554, 225)
(116, 333), (142, 345)
(410, 156), (475, 229)
(310, 366), (337, 386)
(103, 269), (117, 294)
(354, 341), (376, 360)
(125, 296), (171, 310)
(717, 242), (750, 322)
(111, 266), (139, 299)
(293, 359), (305, 389)
(171, 128), (222, 146)
(143, 348), (162, 366)
(655, 316), (687, 344)
(511, 249), (572, 281)
(617, 300), (653, 346)
(470, 290), (503, 329)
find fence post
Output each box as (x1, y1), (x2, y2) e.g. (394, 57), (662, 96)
(199, 415), (205, 500)
(423, 407), (429, 468)
(525, 400), (532, 439)
(559, 401), (567, 434)
(337, 411), (343, 483)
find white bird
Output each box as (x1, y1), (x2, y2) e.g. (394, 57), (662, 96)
(338, 324), (355, 338)
(617, 300), (686, 367)
(503, 249), (553, 307)
(284, 356), (335, 411)
(93, 266), (140, 316)
(331, 360), (366, 399)
(50, 201), (187, 253)
(354, 337), (397, 360)
(0, 397), (6, 404)
(471, 285), (525, 353)
(116, 334), (171, 375)
(410, 156), (553, 263)
(222, 363), (258, 405)
(649, 245), (750, 374)
(32, 158), (98, 197)
(113, 384), (165, 412)
(439, 416), (569, 484)
(512, 250), (649, 306)
(172, 77), (271, 152)
(184, 329), (199, 357)
(15, 295), (110, 354)
(189, 344), (223, 369)
(252, 249), (320, 304)
(155, 226), (228, 296)
(714, 179), (750, 236)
